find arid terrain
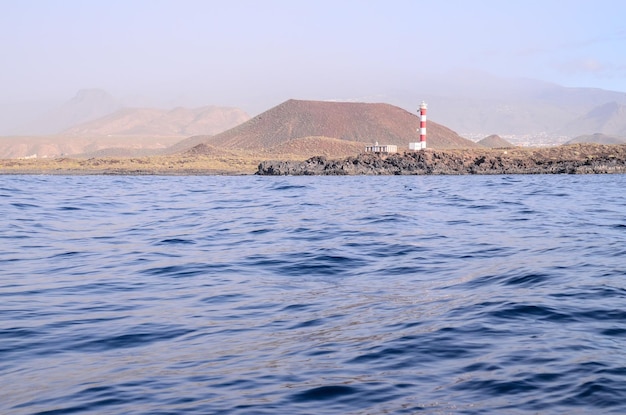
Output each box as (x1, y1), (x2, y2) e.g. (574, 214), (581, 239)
(2, 99), (626, 175)
(0, 105), (249, 159)
(0, 153), (262, 175)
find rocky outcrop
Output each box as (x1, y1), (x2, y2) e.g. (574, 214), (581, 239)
(257, 144), (626, 175)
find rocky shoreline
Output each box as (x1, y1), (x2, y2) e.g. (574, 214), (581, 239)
(256, 144), (626, 175)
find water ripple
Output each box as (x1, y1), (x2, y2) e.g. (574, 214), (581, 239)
(0, 174), (625, 414)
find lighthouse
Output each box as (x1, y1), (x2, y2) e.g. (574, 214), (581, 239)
(419, 101), (427, 149)
(409, 101), (428, 150)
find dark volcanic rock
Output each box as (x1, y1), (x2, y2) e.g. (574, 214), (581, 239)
(257, 144), (626, 175)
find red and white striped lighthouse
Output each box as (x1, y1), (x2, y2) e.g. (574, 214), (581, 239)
(419, 101), (427, 149)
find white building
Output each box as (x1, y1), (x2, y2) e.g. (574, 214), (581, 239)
(365, 141), (398, 154)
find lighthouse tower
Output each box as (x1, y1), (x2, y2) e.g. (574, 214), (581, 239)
(409, 101), (428, 151)
(418, 101), (427, 149)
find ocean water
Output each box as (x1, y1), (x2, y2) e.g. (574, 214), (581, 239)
(1, 174), (625, 415)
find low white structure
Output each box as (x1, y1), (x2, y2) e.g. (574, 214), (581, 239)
(365, 141), (397, 154)
(408, 142), (426, 150)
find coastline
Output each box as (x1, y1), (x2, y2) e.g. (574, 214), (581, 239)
(257, 144), (626, 176)
(0, 168), (245, 176)
(2, 143), (626, 176)
(0, 155), (260, 176)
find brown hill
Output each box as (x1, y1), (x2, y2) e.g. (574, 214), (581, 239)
(182, 143), (241, 157)
(565, 133), (626, 145)
(164, 135), (214, 155)
(181, 136), (363, 160)
(477, 134), (515, 148)
(184, 99), (477, 153)
(269, 136), (365, 158)
(62, 106), (250, 137)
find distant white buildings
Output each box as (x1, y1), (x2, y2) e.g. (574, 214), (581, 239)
(365, 142), (397, 154)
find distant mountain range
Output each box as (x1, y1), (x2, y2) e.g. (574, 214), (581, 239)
(558, 102), (626, 137)
(565, 133), (626, 145)
(5, 72), (626, 139)
(3, 73), (626, 158)
(361, 72), (626, 139)
(4, 89), (252, 138)
(13, 89), (122, 135)
(0, 135), (184, 159)
(0, 89), (251, 158)
(62, 105), (250, 137)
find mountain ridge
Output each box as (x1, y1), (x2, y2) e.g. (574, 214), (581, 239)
(14, 89), (122, 135)
(565, 133), (626, 145)
(62, 105), (250, 137)
(4, 73), (626, 141)
(558, 102), (626, 137)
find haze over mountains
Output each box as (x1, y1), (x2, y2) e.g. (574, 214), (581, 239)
(376, 73), (626, 141)
(4, 73), (626, 137)
(558, 102), (626, 137)
(2, 72), (626, 158)
(8, 89), (123, 136)
(63, 105), (249, 137)
(565, 133), (626, 145)
(0, 89), (251, 158)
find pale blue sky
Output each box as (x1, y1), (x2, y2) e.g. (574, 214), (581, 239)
(1, 0), (625, 113)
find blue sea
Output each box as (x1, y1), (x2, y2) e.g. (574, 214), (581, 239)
(1, 174), (625, 414)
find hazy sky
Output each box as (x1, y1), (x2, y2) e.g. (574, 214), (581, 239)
(2, 0), (626, 113)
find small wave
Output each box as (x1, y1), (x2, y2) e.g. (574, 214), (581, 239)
(490, 302), (575, 323)
(0, 186), (21, 194)
(243, 252), (367, 277)
(280, 303), (314, 312)
(600, 327), (626, 337)
(270, 182), (312, 191)
(291, 385), (359, 402)
(49, 251), (82, 258)
(142, 264), (208, 278)
(200, 293), (250, 304)
(457, 269), (552, 289)
(73, 326), (194, 352)
(559, 378), (626, 409)
(10, 202), (39, 209)
(155, 238), (196, 245)
(359, 213), (411, 224)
